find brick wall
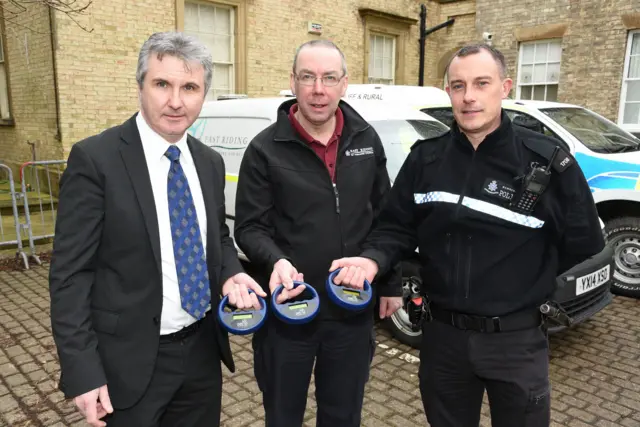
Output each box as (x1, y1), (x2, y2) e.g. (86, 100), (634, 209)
(52, 0), (175, 157)
(244, 0), (436, 96)
(475, 0), (640, 123)
(0, 3), (60, 170)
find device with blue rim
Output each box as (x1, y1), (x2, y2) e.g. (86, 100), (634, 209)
(326, 268), (373, 311)
(217, 289), (267, 335)
(271, 281), (320, 324)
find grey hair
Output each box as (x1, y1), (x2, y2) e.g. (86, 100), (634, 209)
(292, 39), (348, 76)
(445, 43), (508, 81)
(136, 31), (213, 95)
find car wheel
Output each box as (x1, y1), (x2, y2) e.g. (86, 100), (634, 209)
(604, 217), (640, 298)
(384, 263), (423, 348)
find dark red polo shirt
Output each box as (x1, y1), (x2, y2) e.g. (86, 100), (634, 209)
(288, 103), (344, 183)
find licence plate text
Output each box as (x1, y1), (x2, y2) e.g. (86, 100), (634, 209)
(576, 265), (610, 296)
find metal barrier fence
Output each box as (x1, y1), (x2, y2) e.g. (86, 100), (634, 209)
(18, 160), (66, 267)
(0, 164), (30, 268)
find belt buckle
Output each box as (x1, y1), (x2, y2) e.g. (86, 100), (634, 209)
(456, 313), (491, 332)
(478, 316), (501, 333)
(491, 316), (502, 332)
(450, 311), (502, 333)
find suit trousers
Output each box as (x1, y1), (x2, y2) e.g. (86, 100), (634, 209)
(419, 318), (550, 427)
(104, 314), (222, 427)
(253, 314), (376, 427)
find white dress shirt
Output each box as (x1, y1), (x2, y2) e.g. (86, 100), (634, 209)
(136, 112), (209, 335)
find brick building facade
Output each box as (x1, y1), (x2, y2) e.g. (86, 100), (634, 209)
(0, 0), (639, 169)
(474, 0), (640, 137)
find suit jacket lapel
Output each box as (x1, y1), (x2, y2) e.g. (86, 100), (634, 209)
(188, 135), (221, 285)
(119, 114), (162, 275)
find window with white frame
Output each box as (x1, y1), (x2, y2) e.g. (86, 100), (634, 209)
(517, 40), (561, 102)
(368, 34), (395, 85)
(619, 30), (640, 132)
(184, 2), (235, 100)
(0, 33), (11, 120)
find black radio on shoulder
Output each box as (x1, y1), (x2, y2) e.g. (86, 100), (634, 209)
(512, 146), (560, 213)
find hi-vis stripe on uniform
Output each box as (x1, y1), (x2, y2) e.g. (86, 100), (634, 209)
(225, 174), (239, 182)
(414, 191), (544, 229)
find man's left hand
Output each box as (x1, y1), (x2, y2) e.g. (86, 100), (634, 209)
(379, 296), (403, 319)
(222, 273), (267, 310)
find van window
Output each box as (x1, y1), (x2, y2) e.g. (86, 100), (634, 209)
(421, 108), (455, 128)
(369, 119), (449, 182)
(505, 111), (557, 138)
(504, 111), (570, 152)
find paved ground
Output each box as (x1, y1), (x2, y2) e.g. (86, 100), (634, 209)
(0, 265), (639, 427)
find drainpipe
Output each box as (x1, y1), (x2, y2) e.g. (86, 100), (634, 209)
(418, 4), (455, 86)
(48, 8), (62, 142)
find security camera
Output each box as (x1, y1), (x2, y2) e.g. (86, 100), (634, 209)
(482, 32), (493, 42)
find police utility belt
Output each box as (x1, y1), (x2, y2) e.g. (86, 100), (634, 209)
(429, 305), (542, 333)
(406, 294), (543, 333)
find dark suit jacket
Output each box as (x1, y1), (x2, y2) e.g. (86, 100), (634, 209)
(49, 113), (243, 409)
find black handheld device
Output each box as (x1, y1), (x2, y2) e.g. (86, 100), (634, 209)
(512, 146), (560, 212)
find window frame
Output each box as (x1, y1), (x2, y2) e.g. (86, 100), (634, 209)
(359, 9), (416, 86)
(184, 1), (235, 100)
(516, 39), (562, 102)
(368, 33), (396, 85)
(176, 0), (246, 97)
(618, 30), (640, 133)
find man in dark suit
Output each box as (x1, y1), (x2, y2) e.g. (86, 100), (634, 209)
(49, 31), (265, 427)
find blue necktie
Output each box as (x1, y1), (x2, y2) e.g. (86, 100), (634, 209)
(165, 145), (211, 319)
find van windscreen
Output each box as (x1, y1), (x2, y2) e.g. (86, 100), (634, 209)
(541, 107), (640, 154)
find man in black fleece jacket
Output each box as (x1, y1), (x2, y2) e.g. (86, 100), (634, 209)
(234, 40), (402, 427)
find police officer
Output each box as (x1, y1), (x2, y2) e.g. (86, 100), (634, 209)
(233, 40), (403, 427)
(330, 43), (605, 427)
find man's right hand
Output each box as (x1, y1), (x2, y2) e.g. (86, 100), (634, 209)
(329, 257), (379, 290)
(74, 385), (113, 427)
(270, 259), (305, 304)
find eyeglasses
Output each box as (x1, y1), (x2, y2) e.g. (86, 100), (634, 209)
(295, 73), (345, 87)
